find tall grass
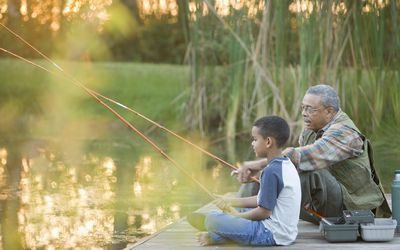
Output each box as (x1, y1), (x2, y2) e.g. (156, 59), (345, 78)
(183, 0), (400, 170)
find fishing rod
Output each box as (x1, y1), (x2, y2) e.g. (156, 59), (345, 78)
(0, 46), (217, 200)
(95, 93), (258, 183)
(0, 22), (260, 184)
(304, 206), (333, 226)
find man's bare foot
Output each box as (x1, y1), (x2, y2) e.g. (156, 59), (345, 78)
(196, 232), (215, 246)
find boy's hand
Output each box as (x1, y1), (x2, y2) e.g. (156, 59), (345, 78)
(225, 206), (240, 217)
(214, 197), (231, 211)
(214, 198), (241, 216)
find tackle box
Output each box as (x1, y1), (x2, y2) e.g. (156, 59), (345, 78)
(320, 217), (359, 242)
(342, 210), (374, 224)
(360, 218), (397, 241)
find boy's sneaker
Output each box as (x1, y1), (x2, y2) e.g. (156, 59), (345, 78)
(187, 212), (206, 231)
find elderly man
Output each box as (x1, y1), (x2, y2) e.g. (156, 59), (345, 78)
(237, 84), (390, 223)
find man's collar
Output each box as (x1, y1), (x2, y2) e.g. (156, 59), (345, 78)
(317, 109), (342, 134)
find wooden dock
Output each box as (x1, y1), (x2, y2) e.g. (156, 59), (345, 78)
(126, 194), (400, 249)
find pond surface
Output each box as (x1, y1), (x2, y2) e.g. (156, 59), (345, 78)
(0, 135), (241, 249)
(0, 59), (251, 249)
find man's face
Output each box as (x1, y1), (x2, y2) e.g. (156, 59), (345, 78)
(251, 126), (269, 158)
(301, 94), (332, 131)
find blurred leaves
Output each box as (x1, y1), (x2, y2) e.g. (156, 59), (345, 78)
(104, 3), (138, 37)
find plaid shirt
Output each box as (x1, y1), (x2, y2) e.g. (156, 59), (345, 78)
(286, 110), (364, 171)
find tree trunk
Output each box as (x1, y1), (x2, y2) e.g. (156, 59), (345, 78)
(122, 0), (142, 25)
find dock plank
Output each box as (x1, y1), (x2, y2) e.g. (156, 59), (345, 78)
(127, 194), (400, 249)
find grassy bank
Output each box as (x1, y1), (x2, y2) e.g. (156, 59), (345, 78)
(0, 59), (189, 137)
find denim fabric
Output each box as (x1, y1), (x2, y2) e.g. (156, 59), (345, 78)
(204, 209), (276, 246)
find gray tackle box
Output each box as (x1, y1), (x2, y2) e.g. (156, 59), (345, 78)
(320, 217), (359, 242)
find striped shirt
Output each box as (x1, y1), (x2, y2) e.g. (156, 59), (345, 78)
(286, 110), (364, 171)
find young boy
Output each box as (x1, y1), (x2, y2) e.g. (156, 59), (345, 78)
(188, 116), (301, 246)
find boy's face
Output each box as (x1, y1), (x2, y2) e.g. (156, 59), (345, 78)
(251, 126), (269, 158)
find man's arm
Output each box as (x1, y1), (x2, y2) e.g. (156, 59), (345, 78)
(284, 124), (364, 171)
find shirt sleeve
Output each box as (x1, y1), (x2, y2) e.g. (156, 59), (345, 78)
(257, 164), (284, 210)
(287, 124), (364, 171)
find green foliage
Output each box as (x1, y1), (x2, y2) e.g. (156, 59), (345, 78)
(0, 1), (187, 63)
(370, 122), (400, 191)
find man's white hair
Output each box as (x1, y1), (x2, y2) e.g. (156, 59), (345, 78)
(306, 84), (340, 111)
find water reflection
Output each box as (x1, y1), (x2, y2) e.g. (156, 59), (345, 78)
(0, 138), (238, 249)
(17, 149), (116, 249)
(0, 144), (24, 249)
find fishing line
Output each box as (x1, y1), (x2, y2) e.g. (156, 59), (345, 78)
(0, 22), (260, 184)
(0, 46), (217, 199)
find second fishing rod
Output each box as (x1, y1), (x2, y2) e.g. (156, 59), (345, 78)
(0, 22), (260, 184)
(0, 46), (219, 201)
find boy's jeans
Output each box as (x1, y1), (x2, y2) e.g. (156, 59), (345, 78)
(205, 209), (276, 246)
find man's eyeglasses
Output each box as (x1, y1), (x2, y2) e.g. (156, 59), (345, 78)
(300, 105), (323, 114)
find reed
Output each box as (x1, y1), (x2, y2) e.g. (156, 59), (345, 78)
(183, 0), (400, 154)
(391, 72), (400, 125)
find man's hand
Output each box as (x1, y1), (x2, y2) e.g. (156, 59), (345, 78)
(235, 159), (267, 183)
(282, 147), (300, 168)
(236, 161), (253, 183)
(282, 147), (294, 157)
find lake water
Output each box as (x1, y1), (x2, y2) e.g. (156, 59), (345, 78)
(0, 60), (251, 249)
(0, 135), (242, 249)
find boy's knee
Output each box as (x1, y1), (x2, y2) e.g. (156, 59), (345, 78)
(205, 211), (224, 231)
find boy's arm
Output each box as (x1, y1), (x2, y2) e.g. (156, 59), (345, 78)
(214, 195), (257, 211)
(215, 197), (272, 220)
(234, 206), (272, 221)
(228, 196), (258, 208)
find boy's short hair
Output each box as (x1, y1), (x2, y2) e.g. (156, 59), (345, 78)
(253, 116), (290, 148)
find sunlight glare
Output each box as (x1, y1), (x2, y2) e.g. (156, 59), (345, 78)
(212, 165), (221, 179)
(136, 156), (152, 179)
(78, 188), (88, 199)
(133, 181), (142, 197)
(170, 203), (180, 212)
(50, 227), (61, 239)
(47, 245), (55, 250)
(18, 151), (118, 249)
(332, 2), (347, 15)
(85, 174), (92, 182)
(140, 219), (157, 233)
(103, 157), (115, 176)
(20, 0), (28, 16)
(22, 157), (30, 172)
(21, 193), (30, 204)
(156, 206), (165, 216)
(0, 147), (7, 165)
(0, 1), (7, 13)
(44, 195), (54, 211)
